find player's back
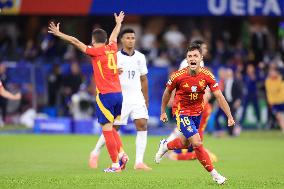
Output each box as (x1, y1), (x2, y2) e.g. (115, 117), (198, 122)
(117, 50), (148, 104)
(85, 42), (121, 94)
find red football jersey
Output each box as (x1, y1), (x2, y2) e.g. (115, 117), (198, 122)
(85, 41), (121, 94)
(168, 68), (219, 116)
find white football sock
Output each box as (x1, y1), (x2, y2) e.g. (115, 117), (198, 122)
(167, 128), (181, 142)
(91, 134), (105, 157)
(135, 131), (147, 164)
(210, 169), (219, 177)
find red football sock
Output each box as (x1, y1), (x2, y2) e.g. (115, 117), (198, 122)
(102, 130), (118, 163)
(194, 145), (214, 172)
(177, 152), (197, 160)
(167, 138), (188, 150)
(112, 128), (124, 153)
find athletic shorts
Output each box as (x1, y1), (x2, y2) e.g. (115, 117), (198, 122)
(114, 103), (149, 125)
(176, 115), (201, 139)
(95, 92), (123, 125)
(272, 104), (284, 114)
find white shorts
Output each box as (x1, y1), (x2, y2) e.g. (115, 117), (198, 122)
(114, 103), (149, 125)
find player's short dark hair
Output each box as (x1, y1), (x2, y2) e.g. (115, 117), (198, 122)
(191, 39), (205, 46)
(92, 28), (107, 43)
(119, 28), (135, 39)
(187, 43), (202, 54)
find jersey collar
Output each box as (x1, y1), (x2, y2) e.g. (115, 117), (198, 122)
(121, 49), (135, 56)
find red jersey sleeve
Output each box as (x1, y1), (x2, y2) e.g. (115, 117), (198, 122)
(106, 41), (118, 51)
(166, 73), (178, 91)
(205, 71), (219, 92)
(85, 46), (98, 57)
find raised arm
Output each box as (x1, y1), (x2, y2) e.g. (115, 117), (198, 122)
(212, 90), (235, 126)
(48, 22), (87, 53)
(160, 87), (173, 123)
(109, 11), (125, 43)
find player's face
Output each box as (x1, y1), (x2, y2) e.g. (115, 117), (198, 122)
(201, 44), (208, 57)
(121, 33), (136, 49)
(186, 49), (202, 71)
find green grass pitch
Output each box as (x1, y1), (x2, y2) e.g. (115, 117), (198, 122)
(0, 131), (284, 189)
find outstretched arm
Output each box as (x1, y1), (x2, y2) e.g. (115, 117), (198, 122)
(160, 87), (173, 123)
(213, 90), (235, 126)
(48, 22), (87, 53)
(109, 11), (125, 43)
(0, 87), (21, 100)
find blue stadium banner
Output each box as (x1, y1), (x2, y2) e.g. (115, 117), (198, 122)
(90, 0), (284, 16)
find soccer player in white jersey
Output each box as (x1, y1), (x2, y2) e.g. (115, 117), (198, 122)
(89, 28), (152, 171)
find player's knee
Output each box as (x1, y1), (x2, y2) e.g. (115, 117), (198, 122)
(135, 119), (147, 131)
(191, 140), (203, 148)
(136, 124), (147, 131)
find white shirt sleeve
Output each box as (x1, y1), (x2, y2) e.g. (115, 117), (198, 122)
(139, 54), (148, 76)
(179, 59), (188, 70)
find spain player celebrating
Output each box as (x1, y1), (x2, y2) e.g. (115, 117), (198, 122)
(155, 43), (235, 184)
(48, 11), (126, 172)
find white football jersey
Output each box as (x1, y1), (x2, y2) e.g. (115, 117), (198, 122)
(179, 59), (204, 70)
(117, 50), (148, 105)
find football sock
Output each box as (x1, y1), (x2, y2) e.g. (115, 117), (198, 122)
(135, 131), (147, 164)
(167, 138), (187, 150)
(167, 128), (180, 142)
(102, 130), (119, 164)
(112, 128), (124, 154)
(91, 134), (105, 157)
(177, 152), (197, 160)
(194, 145), (214, 172)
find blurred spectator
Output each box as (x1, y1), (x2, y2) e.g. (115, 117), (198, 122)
(38, 26), (56, 59)
(250, 24), (268, 65)
(212, 39), (230, 66)
(240, 64), (261, 127)
(63, 45), (77, 61)
(60, 62), (83, 115)
(223, 68), (243, 136)
(214, 68), (226, 136)
(69, 84), (94, 120)
(153, 50), (171, 68)
(47, 64), (62, 107)
(163, 24), (186, 48)
(24, 39), (38, 61)
(0, 29), (13, 60)
(265, 67), (284, 133)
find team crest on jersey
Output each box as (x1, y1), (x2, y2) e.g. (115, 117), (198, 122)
(199, 79), (206, 89)
(187, 126), (193, 132)
(183, 83), (189, 88)
(191, 86), (197, 92)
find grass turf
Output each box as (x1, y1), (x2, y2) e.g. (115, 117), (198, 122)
(0, 131), (284, 189)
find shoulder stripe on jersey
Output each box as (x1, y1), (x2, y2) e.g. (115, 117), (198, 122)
(201, 68), (215, 80)
(170, 69), (187, 81)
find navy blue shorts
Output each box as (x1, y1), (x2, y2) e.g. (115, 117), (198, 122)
(272, 104), (284, 114)
(176, 115), (201, 139)
(95, 92), (123, 125)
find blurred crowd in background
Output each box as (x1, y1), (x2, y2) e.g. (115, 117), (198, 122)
(1, 15), (284, 135)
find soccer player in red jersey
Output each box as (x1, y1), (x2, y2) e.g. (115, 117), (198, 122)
(48, 11), (127, 172)
(155, 43), (235, 184)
